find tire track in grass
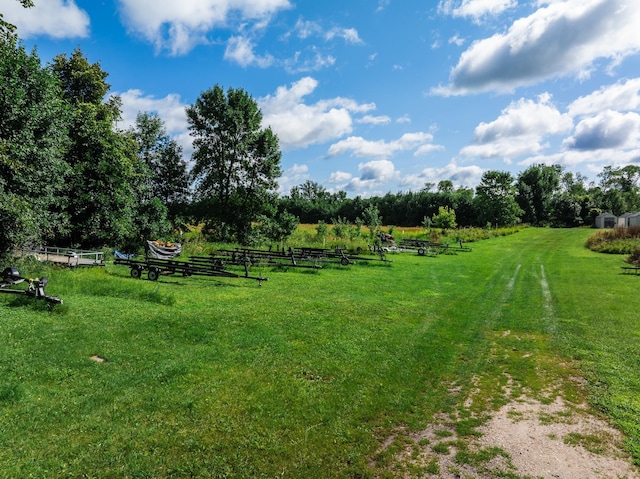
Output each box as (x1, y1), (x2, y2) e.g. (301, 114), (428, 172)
(539, 264), (553, 317)
(487, 263), (521, 324)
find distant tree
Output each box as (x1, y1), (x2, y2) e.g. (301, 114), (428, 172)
(130, 112), (190, 225)
(255, 209), (299, 246)
(475, 170), (523, 227)
(0, 37), (70, 257)
(187, 85), (281, 244)
(53, 48), (110, 105)
(331, 216), (350, 240)
(516, 164), (562, 225)
(598, 165), (640, 214)
(550, 192), (583, 227)
(281, 180), (346, 223)
(431, 206), (457, 229)
(437, 180), (454, 194)
(362, 204), (382, 239)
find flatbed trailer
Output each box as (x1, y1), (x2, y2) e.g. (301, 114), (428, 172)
(114, 257), (267, 284)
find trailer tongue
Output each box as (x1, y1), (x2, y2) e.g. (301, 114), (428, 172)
(0, 267), (63, 305)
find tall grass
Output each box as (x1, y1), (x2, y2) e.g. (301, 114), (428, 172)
(586, 226), (640, 253)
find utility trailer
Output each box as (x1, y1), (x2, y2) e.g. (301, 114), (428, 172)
(114, 256), (267, 284)
(0, 267), (63, 304)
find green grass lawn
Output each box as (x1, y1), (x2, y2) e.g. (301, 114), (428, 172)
(1, 228), (639, 478)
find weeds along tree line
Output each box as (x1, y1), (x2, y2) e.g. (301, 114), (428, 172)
(4, 28), (640, 259)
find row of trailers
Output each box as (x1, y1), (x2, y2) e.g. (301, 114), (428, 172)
(113, 245), (393, 284)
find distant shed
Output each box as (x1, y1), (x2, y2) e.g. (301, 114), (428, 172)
(595, 212), (617, 228)
(628, 212), (640, 227)
(617, 213), (634, 228)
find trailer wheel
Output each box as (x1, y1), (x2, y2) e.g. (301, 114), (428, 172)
(147, 268), (160, 281)
(130, 267), (141, 279)
(418, 248), (426, 256)
(340, 257), (350, 266)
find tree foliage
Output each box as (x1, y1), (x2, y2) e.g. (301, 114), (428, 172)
(0, 37), (70, 256)
(432, 206), (457, 229)
(516, 164), (562, 226)
(474, 171), (523, 227)
(187, 85), (281, 243)
(129, 112), (190, 227)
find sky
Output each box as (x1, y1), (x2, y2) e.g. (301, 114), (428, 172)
(4, 0), (640, 197)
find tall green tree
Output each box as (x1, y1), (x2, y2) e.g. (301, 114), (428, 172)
(130, 112), (190, 227)
(597, 165), (640, 214)
(187, 85), (281, 243)
(516, 164), (562, 226)
(475, 170), (523, 227)
(51, 49), (141, 247)
(0, 37), (70, 256)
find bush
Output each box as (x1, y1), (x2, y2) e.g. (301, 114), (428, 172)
(586, 226), (640, 254)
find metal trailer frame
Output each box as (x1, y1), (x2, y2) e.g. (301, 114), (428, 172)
(114, 257), (267, 284)
(205, 248), (324, 270)
(291, 246), (392, 265)
(17, 246), (105, 267)
(0, 267), (63, 304)
(398, 239), (472, 256)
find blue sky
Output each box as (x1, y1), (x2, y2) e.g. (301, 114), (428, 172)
(5, 0), (640, 197)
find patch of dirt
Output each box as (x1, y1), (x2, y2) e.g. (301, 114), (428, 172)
(372, 384), (640, 479)
(477, 395), (638, 479)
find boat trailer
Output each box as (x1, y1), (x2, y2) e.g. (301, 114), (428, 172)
(114, 256), (267, 284)
(0, 267), (63, 304)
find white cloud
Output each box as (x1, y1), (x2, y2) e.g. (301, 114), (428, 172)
(563, 110), (640, 150)
(414, 144), (445, 156)
(116, 89), (192, 157)
(224, 36), (275, 67)
(568, 78), (640, 117)
(460, 94), (573, 160)
(519, 148), (640, 172)
(356, 115), (392, 125)
(400, 162), (484, 190)
(290, 19), (362, 44)
(3, 0), (89, 39)
(328, 132), (435, 158)
(325, 27), (363, 44)
(439, 0), (517, 21)
(376, 0), (392, 13)
(434, 0), (640, 95)
(283, 50), (336, 74)
(448, 34), (466, 46)
(327, 171), (353, 184)
(116, 0), (291, 55)
(345, 159), (398, 191)
(259, 77), (375, 149)
(277, 163), (310, 195)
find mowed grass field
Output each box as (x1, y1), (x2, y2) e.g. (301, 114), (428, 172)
(1, 227), (639, 478)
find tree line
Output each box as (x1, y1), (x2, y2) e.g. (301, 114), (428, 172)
(3, 28), (640, 259)
(279, 166), (640, 231)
